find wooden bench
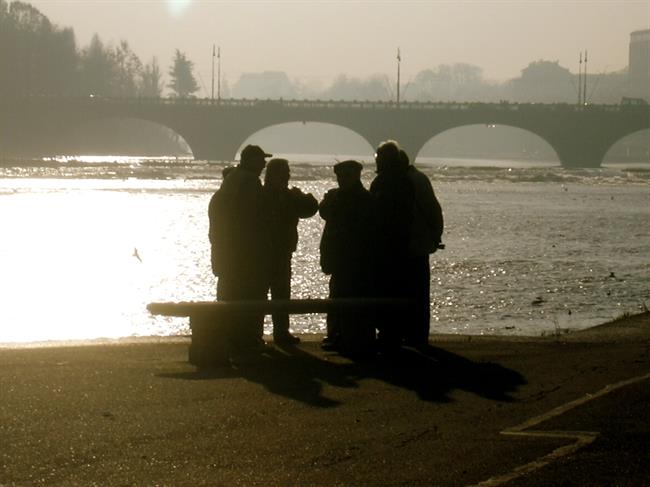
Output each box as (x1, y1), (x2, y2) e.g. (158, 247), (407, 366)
(147, 298), (411, 366)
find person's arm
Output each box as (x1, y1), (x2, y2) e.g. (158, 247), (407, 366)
(208, 190), (225, 276)
(318, 189), (338, 220)
(431, 190), (444, 245)
(413, 169), (444, 244)
(208, 191), (221, 245)
(290, 187), (319, 218)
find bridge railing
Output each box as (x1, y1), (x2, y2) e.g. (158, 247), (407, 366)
(84, 97), (624, 112)
(4, 95), (640, 113)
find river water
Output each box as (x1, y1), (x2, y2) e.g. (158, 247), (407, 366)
(0, 156), (648, 344)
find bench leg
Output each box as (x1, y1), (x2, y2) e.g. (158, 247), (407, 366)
(188, 314), (231, 367)
(338, 310), (377, 359)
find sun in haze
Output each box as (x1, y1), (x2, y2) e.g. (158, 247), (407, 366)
(166, 0), (192, 18)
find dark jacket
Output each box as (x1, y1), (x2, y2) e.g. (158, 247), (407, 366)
(263, 186), (318, 258)
(369, 169), (415, 259)
(319, 182), (377, 278)
(209, 166), (270, 278)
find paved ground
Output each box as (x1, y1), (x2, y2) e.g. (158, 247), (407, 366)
(0, 312), (648, 486)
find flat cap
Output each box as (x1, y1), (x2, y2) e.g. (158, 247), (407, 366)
(333, 160), (363, 175)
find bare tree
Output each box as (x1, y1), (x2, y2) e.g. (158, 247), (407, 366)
(140, 57), (163, 97)
(113, 40), (142, 97)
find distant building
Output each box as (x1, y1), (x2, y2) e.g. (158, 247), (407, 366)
(629, 29), (650, 101)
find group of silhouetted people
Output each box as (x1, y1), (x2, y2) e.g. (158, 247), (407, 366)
(209, 139), (443, 357)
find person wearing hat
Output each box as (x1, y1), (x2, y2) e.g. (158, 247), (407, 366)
(262, 158), (318, 345)
(208, 144), (273, 351)
(319, 160), (377, 356)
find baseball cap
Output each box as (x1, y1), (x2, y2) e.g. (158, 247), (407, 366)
(240, 144), (272, 162)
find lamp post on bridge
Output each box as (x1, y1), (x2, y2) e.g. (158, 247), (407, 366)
(396, 47), (401, 107)
(578, 51), (582, 106)
(211, 45), (222, 102)
(583, 50), (588, 105)
(578, 50), (588, 107)
(211, 44), (215, 101)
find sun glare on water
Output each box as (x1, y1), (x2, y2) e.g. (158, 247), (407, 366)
(167, 0), (192, 18)
(0, 179), (196, 343)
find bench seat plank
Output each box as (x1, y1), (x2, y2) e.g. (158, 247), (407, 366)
(147, 298), (412, 318)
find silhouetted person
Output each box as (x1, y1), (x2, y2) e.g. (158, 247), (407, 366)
(402, 149), (444, 348)
(369, 140), (415, 354)
(319, 160), (377, 357)
(208, 144), (272, 350)
(263, 158), (318, 345)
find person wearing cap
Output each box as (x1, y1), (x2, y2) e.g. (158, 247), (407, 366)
(263, 158), (318, 345)
(319, 160), (377, 356)
(370, 140), (415, 354)
(208, 144), (273, 350)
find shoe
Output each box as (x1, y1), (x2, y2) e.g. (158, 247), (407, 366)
(274, 333), (300, 345)
(320, 336), (339, 351)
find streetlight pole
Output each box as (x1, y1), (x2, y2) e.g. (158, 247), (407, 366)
(583, 50), (588, 105)
(578, 51), (582, 106)
(211, 44), (215, 100)
(217, 46), (221, 101)
(397, 47), (401, 106)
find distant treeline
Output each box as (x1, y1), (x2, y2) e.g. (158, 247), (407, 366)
(0, 1), (197, 98)
(1, 1), (642, 104)
(233, 63), (635, 105)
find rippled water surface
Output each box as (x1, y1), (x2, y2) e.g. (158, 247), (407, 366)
(0, 157), (648, 343)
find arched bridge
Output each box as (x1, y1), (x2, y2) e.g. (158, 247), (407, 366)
(1, 96), (648, 167)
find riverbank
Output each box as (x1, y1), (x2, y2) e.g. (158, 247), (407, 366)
(1, 312), (649, 486)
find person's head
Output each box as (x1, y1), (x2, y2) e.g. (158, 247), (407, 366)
(374, 140), (402, 174)
(264, 158), (290, 189)
(240, 144), (272, 176)
(334, 160), (363, 190)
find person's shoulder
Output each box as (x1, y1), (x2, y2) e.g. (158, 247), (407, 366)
(323, 188), (340, 198)
(409, 165), (433, 186)
(288, 186), (306, 197)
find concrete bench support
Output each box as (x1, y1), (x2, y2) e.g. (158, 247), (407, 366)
(147, 298), (411, 366)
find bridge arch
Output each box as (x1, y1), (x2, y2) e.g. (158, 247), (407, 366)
(415, 124), (560, 164)
(603, 128), (650, 164)
(3, 97), (649, 167)
(66, 117), (193, 157)
(235, 121), (375, 161)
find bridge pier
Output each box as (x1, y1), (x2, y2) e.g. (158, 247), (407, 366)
(547, 128), (617, 168)
(186, 136), (241, 162)
(555, 146), (609, 168)
(175, 119), (256, 162)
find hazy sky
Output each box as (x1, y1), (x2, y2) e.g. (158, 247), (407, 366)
(28, 0), (649, 93)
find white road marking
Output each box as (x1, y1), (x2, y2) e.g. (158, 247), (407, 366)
(470, 372), (650, 487)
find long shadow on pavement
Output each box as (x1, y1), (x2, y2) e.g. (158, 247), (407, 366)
(157, 343), (526, 407)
